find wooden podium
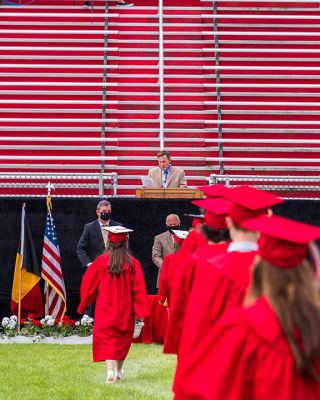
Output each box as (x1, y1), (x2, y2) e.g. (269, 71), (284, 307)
(135, 188), (204, 199)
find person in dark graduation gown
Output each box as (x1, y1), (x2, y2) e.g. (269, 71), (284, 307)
(173, 185), (283, 395)
(77, 226), (148, 383)
(175, 214), (320, 400)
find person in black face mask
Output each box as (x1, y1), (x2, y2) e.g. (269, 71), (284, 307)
(152, 214), (181, 289)
(76, 200), (123, 317)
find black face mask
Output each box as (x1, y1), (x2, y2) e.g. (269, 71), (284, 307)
(100, 212), (111, 221)
(167, 225), (180, 234)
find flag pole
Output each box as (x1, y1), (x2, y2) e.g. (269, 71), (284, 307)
(17, 203), (26, 333)
(46, 181), (54, 218)
(42, 181), (66, 321)
(44, 182), (54, 316)
(45, 283), (49, 316)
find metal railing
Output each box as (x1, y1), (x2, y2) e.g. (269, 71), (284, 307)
(209, 174), (320, 200)
(0, 172), (118, 197)
(100, 0), (110, 177)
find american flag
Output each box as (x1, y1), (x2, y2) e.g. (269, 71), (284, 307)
(41, 197), (66, 319)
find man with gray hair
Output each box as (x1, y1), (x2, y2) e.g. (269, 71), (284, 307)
(152, 214), (181, 288)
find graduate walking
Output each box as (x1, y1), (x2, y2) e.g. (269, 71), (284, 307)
(78, 226), (148, 383)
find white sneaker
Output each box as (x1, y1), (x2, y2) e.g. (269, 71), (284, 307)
(105, 371), (115, 383)
(115, 369), (124, 380)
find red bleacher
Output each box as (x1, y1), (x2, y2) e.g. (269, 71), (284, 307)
(0, 0), (319, 198)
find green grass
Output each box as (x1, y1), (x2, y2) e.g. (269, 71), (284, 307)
(0, 343), (176, 400)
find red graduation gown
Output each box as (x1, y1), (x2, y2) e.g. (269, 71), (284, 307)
(175, 244), (229, 351)
(169, 242), (229, 353)
(174, 297), (320, 400)
(163, 230), (206, 354)
(178, 230), (207, 257)
(174, 248), (257, 394)
(158, 253), (175, 305)
(77, 254), (148, 362)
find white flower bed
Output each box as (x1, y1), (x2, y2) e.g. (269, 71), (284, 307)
(1, 314), (94, 339)
(0, 335), (92, 344)
(1, 314), (144, 343)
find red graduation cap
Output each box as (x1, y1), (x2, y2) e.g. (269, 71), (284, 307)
(106, 226), (133, 244)
(241, 214), (320, 269)
(221, 185), (283, 225)
(197, 184), (229, 198)
(184, 213), (205, 229)
(192, 198), (231, 229)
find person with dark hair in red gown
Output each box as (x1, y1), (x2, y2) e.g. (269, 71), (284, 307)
(78, 226), (148, 383)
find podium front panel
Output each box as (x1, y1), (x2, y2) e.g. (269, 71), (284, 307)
(135, 188), (204, 199)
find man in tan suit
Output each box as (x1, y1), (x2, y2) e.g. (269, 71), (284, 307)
(148, 150), (187, 189)
(152, 214), (181, 288)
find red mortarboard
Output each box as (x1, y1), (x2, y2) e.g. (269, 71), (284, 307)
(192, 198), (231, 229)
(241, 214), (320, 269)
(184, 213), (205, 229)
(106, 226), (133, 244)
(197, 184), (229, 198)
(221, 185), (283, 225)
(108, 232), (127, 243)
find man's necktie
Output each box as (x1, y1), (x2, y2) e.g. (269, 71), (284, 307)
(102, 225), (108, 247)
(163, 170), (168, 188)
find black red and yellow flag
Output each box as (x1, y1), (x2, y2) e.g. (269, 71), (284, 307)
(11, 203), (43, 319)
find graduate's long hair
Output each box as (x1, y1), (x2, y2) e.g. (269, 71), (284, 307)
(247, 258), (320, 381)
(106, 238), (133, 277)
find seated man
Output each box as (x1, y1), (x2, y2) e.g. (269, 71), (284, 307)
(148, 150), (187, 189)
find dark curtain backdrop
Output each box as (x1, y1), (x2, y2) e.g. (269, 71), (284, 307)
(1, 198), (319, 319)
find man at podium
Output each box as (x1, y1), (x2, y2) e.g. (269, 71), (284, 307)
(147, 150), (187, 189)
